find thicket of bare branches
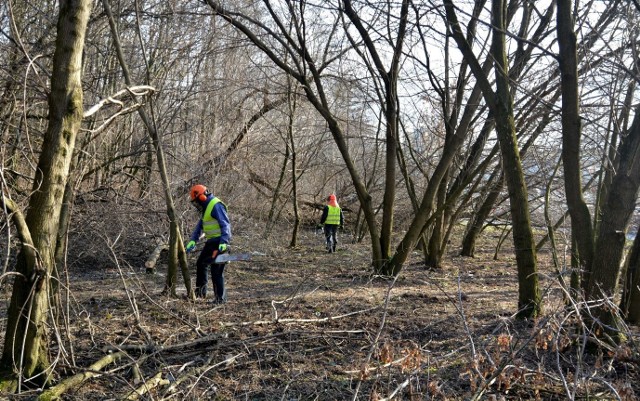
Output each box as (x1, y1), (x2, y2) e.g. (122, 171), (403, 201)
(0, 0), (639, 399)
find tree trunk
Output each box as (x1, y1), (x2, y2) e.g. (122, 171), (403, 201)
(53, 180), (75, 294)
(556, 0), (595, 274)
(395, 130), (431, 263)
(287, 85), (300, 247)
(444, 0), (540, 317)
(491, 0), (540, 318)
(621, 230), (640, 323)
(342, 0), (409, 263)
(0, 0), (91, 387)
(461, 170), (504, 257)
(425, 179), (448, 268)
(586, 107), (640, 340)
(264, 142), (289, 239)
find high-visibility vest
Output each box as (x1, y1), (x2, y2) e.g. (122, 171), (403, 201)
(325, 205), (341, 225)
(202, 197), (226, 239)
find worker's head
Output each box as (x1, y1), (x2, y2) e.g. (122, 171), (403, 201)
(328, 194), (337, 202)
(190, 184), (210, 210)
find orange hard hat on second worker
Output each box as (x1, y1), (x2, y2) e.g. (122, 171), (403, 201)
(190, 184), (209, 202)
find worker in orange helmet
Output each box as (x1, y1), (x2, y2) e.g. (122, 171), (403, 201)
(319, 194), (344, 253)
(186, 184), (232, 303)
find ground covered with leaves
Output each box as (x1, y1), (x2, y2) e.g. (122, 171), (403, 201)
(1, 209), (639, 400)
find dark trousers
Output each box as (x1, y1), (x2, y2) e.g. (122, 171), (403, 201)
(195, 239), (226, 301)
(324, 225), (338, 251)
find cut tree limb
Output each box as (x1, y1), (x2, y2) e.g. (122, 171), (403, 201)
(37, 351), (127, 401)
(145, 243), (168, 273)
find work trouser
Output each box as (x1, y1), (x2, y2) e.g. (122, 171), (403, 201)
(324, 224), (339, 251)
(195, 238), (227, 301)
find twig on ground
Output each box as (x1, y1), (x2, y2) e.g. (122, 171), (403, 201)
(351, 275), (399, 401)
(220, 306), (380, 327)
(180, 353), (245, 399)
(379, 377), (411, 401)
(124, 371), (170, 400)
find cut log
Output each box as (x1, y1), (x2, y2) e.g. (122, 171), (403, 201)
(145, 243), (168, 273)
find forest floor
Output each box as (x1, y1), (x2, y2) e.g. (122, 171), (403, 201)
(1, 212), (639, 400)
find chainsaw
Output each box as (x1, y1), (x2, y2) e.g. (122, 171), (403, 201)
(187, 245), (253, 263)
(212, 251), (252, 263)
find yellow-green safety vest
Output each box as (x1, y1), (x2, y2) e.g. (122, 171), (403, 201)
(202, 197), (226, 239)
(326, 205), (341, 225)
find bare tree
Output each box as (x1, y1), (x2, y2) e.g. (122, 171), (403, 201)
(557, 0), (640, 341)
(443, 0), (541, 317)
(0, 0), (92, 388)
(204, 0), (390, 269)
(100, 0), (193, 297)
(556, 0), (594, 281)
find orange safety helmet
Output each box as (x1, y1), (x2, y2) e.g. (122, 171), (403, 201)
(190, 184), (209, 202)
(327, 194), (338, 207)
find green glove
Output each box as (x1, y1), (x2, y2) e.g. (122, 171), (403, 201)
(186, 240), (196, 253)
(218, 243), (228, 253)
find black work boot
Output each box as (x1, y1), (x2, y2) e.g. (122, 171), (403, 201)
(195, 287), (206, 299)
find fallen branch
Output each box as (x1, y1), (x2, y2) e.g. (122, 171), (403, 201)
(344, 354), (412, 375)
(379, 378), (411, 401)
(219, 306), (380, 327)
(102, 333), (223, 354)
(37, 351), (127, 401)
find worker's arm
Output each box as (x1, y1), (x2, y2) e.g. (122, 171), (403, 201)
(319, 206), (328, 225)
(189, 220), (203, 243)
